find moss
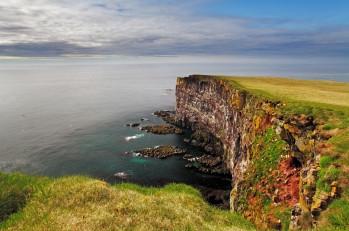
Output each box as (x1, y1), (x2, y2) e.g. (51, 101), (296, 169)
(330, 130), (349, 155)
(262, 197), (272, 211)
(323, 124), (336, 130)
(275, 208), (292, 231)
(320, 156), (336, 168)
(252, 128), (287, 183)
(234, 128), (287, 222)
(316, 165), (341, 192)
(327, 198), (349, 229)
(315, 188), (349, 230)
(235, 183), (250, 211)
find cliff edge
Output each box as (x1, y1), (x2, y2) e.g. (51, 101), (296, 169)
(176, 75), (349, 230)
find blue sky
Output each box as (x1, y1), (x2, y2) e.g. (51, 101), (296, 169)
(0, 0), (348, 57)
(201, 0), (349, 24)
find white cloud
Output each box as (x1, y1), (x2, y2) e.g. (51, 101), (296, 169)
(0, 0), (348, 56)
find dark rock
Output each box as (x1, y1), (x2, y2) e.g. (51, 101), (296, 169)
(135, 145), (186, 159)
(190, 139), (199, 146)
(200, 188), (231, 209)
(204, 145), (214, 153)
(196, 155), (222, 167)
(268, 216), (282, 230)
(126, 123), (141, 127)
(153, 110), (178, 125)
(280, 127), (295, 145)
(141, 124), (183, 135)
(183, 154), (194, 160)
(185, 154), (229, 175)
(311, 208), (321, 217)
(187, 129), (224, 155)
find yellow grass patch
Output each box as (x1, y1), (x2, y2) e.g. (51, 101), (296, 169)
(219, 77), (349, 107)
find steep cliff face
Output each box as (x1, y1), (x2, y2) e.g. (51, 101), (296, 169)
(176, 75), (275, 182)
(176, 75), (337, 230)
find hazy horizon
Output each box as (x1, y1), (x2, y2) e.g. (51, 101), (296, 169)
(1, 55), (348, 82)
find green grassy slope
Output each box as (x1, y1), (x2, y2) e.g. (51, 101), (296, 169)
(215, 76), (349, 230)
(0, 173), (254, 231)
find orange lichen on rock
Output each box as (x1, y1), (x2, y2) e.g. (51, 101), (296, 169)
(274, 157), (300, 206)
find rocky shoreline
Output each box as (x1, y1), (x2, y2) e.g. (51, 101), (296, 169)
(123, 110), (232, 207)
(124, 110), (229, 176)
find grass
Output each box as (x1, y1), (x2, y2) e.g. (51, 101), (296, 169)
(327, 198), (349, 228)
(0, 172), (255, 231)
(320, 156), (336, 168)
(216, 77), (349, 108)
(0, 173), (49, 223)
(316, 166), (341, 192)
(275, 208), (292, 231)
(318, 188), (349, 230)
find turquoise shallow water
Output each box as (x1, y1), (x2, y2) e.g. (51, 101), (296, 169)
(0, 56), (347, 190)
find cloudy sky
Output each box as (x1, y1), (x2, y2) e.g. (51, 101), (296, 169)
(0, 0), (348, 57)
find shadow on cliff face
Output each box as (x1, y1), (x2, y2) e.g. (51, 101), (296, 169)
(199, 185), (232, 209)
(182, 130), (232, 209)
(152, 110), (233, 209)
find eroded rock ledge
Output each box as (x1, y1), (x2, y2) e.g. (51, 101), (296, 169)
(175, 75), (336, 230)
(141, 124), (183, 135)
(135, 145), (186, 159)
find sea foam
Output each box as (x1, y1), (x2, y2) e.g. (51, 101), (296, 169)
(125, 133), (145, 141)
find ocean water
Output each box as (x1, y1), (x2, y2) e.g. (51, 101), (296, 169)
(0, 55), (348, 189)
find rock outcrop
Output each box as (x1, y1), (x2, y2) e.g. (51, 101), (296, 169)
(175, 75), (337, 230)
(141, 124), (183, 135)
(135, 145), (186, 159)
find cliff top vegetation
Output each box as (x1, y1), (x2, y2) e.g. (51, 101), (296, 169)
(0, 172), (254, 231)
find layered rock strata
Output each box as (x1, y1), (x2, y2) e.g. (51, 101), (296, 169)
(175, 75), (336, 230)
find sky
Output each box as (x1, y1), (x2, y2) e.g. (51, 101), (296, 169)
(0, 0), (348, 57)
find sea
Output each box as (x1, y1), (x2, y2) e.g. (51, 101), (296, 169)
(0, 55), (348, 190)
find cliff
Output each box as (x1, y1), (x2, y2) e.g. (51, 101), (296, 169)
(176, 75), (349, 230)
(1, 75), (347, 231)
